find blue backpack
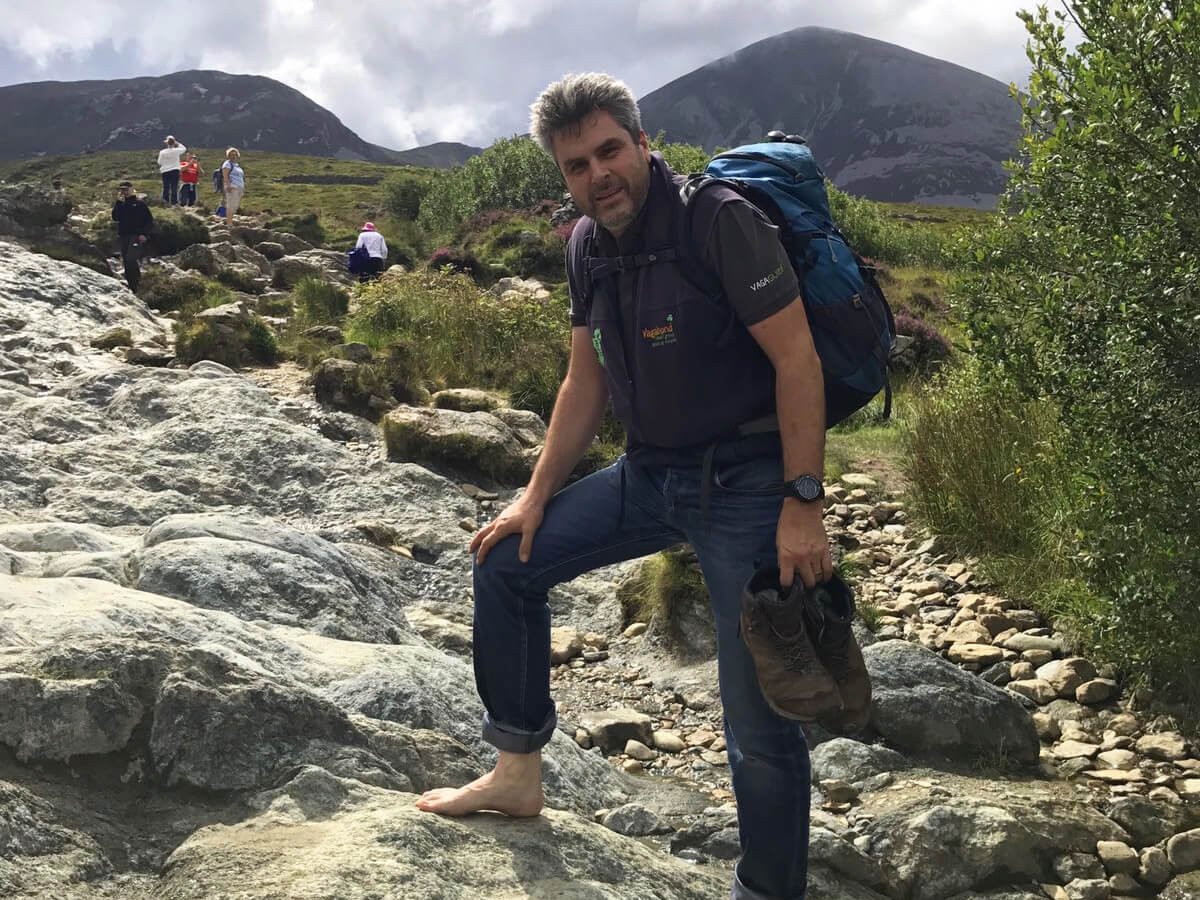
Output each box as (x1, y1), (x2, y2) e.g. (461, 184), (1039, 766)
(683, 133), (896, 427)
(347, 244), (371, 274)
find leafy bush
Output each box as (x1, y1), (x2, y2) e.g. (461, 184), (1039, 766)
(828, 185), (947, 267)
(914, 0), (1200, 701)
(648, 134), (712, 175)
(382, 170), (433, 220)
(265, 212), (325, 246)
(292, 276), (349, 326)
(427, 247), (483, 278)
(345, 268), (569, 419)
(418, 137), (564, 236)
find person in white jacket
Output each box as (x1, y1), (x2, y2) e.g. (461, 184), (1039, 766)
(157, 135), (187, 206)
(354, 222), (388, 282)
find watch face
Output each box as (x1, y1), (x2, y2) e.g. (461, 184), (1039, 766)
(792, 475), (823, 501)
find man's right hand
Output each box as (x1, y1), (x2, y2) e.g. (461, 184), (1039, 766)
(470, 495), (545, 566)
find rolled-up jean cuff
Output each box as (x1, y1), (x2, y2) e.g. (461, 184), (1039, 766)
(482, 710), (557, 753)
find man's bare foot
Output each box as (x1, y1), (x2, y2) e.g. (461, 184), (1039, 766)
(416, 751), (544, 818)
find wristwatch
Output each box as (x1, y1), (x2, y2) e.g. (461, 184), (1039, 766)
(784, 474), (825, 502)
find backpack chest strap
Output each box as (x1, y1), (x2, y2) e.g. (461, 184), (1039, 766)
(586, 247), (680, 282)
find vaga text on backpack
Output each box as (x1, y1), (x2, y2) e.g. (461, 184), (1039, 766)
(682, 134), (896, 428)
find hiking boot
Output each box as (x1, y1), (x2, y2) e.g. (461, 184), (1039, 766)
(803, 573), (872, 735)
(740, 566), (842, 722)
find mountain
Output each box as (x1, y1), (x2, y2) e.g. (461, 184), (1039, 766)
(638, 27), (1022, 207)
(0, 70), (481, 168)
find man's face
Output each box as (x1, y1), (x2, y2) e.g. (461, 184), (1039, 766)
(118, 185), (132, 199)
(552, 110), (651, 237)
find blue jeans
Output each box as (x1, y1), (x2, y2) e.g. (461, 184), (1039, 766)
(161, 170), (180, 205)
(472, 450), (810, 900)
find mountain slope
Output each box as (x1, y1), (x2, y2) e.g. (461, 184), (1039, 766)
(639, 27), (1022, 207)
(0, 70), (481, 168)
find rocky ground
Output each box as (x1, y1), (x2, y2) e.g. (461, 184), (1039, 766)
(0, 192), (1198, 899)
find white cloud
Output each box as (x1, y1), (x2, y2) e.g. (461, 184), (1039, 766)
(0, 0), (1033, 149)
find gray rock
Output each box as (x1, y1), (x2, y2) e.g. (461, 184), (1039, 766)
(1064, 879), (1110, 900)
(432, 388), (505, 412)
(382, 405), (536, 485)
(1054, 851), (1105, 882)
(1106, 795), (1188, 847)
(865, 797), (1130, 900)
(809, 826), (895, 896)
(133, 514), (414, 643)
(157, 769), (725, 899)
(865, 640), (1040, 765)
(578, 709), (654, 753)
(811, 737), (910, 784)
(700, 826), (742, 860)
(1167, 828), (1200, 874)
(601, 802), (672, 836)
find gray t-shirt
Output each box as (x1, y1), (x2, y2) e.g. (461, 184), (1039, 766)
(568, 197), (800, 337)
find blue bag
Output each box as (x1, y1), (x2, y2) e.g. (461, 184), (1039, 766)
(683, 134), (897, 426)
(347, 244), (371, 274)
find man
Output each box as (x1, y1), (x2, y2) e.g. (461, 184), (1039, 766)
(417, 73), (832, 900)
(353, 222), (388, 282)
(111, 181), (153, 293)
(179, 154), (202, 207)
(157, 136), (187, 206)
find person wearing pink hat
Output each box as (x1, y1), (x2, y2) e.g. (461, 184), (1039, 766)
(353, 221), (388, 282)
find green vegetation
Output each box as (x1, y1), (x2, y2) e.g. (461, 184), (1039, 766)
(292, 277), (350, 327)
(904, 0), (1200, 704)
(346, 268), (570, 419)
(617, 548), (708, 633)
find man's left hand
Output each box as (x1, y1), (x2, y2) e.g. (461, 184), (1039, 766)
(137, 235), (147, 244)
(777, 499), (833, 589)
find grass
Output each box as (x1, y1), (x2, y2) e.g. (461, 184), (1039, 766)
(0, 147), (428, 257)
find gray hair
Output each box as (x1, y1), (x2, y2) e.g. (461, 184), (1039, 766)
(529, 73), (642, 156)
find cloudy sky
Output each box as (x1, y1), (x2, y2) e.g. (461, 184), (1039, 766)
(0, 0), (1036, 151)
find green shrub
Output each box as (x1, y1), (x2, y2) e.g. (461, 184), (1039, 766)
(292, 276), (349, 326)
(136, 268), (209, 312)
(149, 209), (210, 256)
(417, 136), (564, 236)
(345, 268), (569, 420)
(215, 267), (261, 293)
(265, 212), (325, 246)
(176, 312), (278, 368)
(931, 0), (1200, 703)
(827, 184), (947, 267)
(616, 548), (708, 637)
(382, 170), (433, 220)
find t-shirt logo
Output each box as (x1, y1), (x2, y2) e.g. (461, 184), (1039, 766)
(641, 314), (675, 348)
(592, 328), (606, 366)
(749, 262), (786, 293)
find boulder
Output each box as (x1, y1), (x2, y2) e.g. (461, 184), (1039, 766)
(810, 738), (910, 784)
(382, 405), (536, 485)
(432, 388), (505, 413)
(865, 640), (1040, 765)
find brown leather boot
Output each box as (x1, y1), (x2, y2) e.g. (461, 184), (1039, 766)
(803, 573), (872, 735)
(740, 567), (842, 722)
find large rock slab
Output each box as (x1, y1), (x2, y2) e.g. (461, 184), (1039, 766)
(865, 640), (1040, 764)
(157, 766), (725, 900)
(133, 514), (414, 643)
(0, 574), (625, 812)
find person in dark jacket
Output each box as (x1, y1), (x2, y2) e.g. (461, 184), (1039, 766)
(111, 181), (154, 292)
(416, 73), (835, 900)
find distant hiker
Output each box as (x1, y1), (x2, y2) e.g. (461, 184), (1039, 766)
(415, 73), (869, 900)
(111, 181), (153, 293)
(353, 222), (387, 282)
(220, 148), (245, 226)
(179, 154), (202, 207)
(157, 135), (186, 206)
